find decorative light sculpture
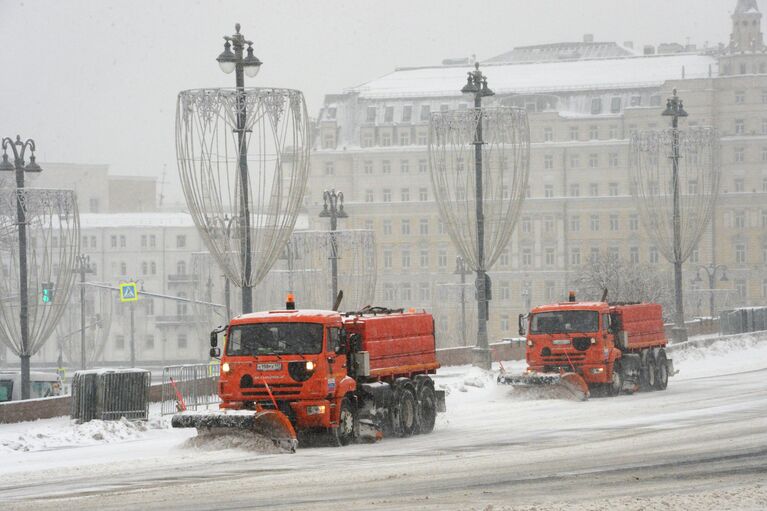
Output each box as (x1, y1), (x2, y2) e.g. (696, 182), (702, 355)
(176, 24), (310, 314)
(429, 64), (530, 369)
(629, 90), (720, 342)
(55, 283), (113, 367)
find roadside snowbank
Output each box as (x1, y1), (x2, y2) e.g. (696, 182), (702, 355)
(672, 330), (767, 379)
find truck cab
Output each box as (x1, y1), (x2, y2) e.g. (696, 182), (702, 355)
(214, 309), (355, 431)
(522, 301), (619, 386)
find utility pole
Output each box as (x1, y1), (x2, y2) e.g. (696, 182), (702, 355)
(75, 254), (94, 369)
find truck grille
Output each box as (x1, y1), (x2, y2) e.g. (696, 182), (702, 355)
(240, 382), (303, 399)
(540, 352), (586, 365)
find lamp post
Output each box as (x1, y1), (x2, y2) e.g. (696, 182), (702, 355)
(319, 189), (348, 305)
(694, 263), (728, 318)
(454, 256), (472, 346)
(216, 23), (262, 314)
(1, 135), (43, 400)
(74, 254), (95, 370)
(461, 63), (495, 369)
(122, 278), (144, 368)
(661, 89), (689, 343)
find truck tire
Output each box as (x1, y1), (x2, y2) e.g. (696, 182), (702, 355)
(640, 350), (656, 392)
(654, 350), (669, 391)
(416, 384), (437, 434)
(606, 361), (623, 397)
(331, 397), (355, 446)
(391, 386), (417, 437)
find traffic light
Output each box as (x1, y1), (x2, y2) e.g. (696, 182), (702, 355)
(41, 282), (54, 304)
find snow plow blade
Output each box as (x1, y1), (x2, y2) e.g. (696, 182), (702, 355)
(172, 410), (298, 452)
(498, 372), (590, 401)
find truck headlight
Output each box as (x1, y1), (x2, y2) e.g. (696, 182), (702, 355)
(590, 338), (596, 344)
(306, 405), (326, 415)
(526, 340), (534, 347)
(306, 360), (314, 371)
(589, 367), (605, 374)
(222, 362), (230, 373)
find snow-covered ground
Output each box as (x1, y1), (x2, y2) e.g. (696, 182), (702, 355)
(1, 332), (766, 510)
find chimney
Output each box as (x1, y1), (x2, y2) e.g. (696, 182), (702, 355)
(583, 34), (594, 43)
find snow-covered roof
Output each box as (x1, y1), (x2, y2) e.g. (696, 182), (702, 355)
(348, 54), (717, 99)
(79, 213), (310, 230)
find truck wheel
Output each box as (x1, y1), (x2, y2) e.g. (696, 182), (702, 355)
(391, 386), (417, 437)
(606, 361), (623, 397)
(640, 350), (656, 391)
(654, 350), (669, 391)
(416, 384), (437, 435)
(331, 397), (355, 447)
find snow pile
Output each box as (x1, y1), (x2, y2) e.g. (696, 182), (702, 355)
(183, 429), (284, 454)
(0, 417), (164, 453)
(673, 331), (767, 379)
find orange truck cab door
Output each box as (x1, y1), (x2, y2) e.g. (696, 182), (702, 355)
(326, 327), (347, 414)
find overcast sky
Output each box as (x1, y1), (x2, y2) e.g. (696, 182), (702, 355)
(0, 0), (756, 205)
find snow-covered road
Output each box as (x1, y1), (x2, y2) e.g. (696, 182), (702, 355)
(2, 334), (766, 510)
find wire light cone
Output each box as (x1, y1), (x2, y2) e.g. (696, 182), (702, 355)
(55, 283), (113, 365)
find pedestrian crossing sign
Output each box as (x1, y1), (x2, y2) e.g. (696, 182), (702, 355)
(119, 282), (139, 302)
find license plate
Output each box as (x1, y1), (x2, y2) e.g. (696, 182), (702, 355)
(552, 339), (571, 345)
(256, 363), (282, 371)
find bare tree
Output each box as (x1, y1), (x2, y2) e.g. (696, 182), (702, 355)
(572, 254), (674, 321)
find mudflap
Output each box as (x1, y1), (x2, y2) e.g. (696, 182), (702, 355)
(498, 372), (590, 401)
(172, 410), (298, 453)
(435, 389), (446, 413)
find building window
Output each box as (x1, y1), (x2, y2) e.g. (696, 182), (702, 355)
(383, 220), (392, 235)
(120, 262), (127, 275)
(545, 247), (555, 266)
(735, 147), (745, 163)
(419, 188), (428, 201)
(570, 248), (581, 266)
(735, 211), (746, 229)
(543, 127), (553, 142)
(590, 99), (602, 115)
(570, 183), (580, 197)
(418, 282), (430, 302)
(544, 216), (554, 233)
(609, 182), (619, 196)
(735, 90), (745, 104)
(418, 160), (427, 174)
(322, 133), (335, 149)
(629, 214), (639, 231)
(324, 162), (334, 175)
(420, 249), (429, 268)
(177, 334), (188, 349)
(438, 249), (448, 268)
(690, 247), (699, 263)
(570, 126), (579, 141)
(381, 133), (391, 146)
(500, 314), (510, 332)
(366, 106), (376, 122)
(361, 132), (373, 147)
(589, 154), (599, 168)
(364, 219), (374, 231)
(609, 153), (619, 167)
(589, 183), (599, 196)
(384, 106), (394, 122)
(607, 247), (619, 260)
(590, 215), (600, 231)
(176, 235), (186, 248)
(150, 235), (156, 248)
(522, 248), (533, 266)
(736, 243), (746, 263)
(630, 95), (642, 107)
(365, 190), (374, 202)
(629, 246), (639, 264)
(383, 250), (392, 269)
(521, 216), (532, 233)
(500, 248), (510, 266)
(399, 132), (410, 145)
(120, 235), (126, 248)
(383, 284), (395, 302)
(419, 218), (429, 236)
(762, 209), (767, 227)
(609, 125), (618, 139)
(401, 250), (411, 269)
(400, 105), (413, 122)
(590, 248), (600, 263)
(570, 154), (580, 168)
(141, 262), (148, 275)
(569, 215), (580, 232)
(89, 198), (100, 213)
(400, 188), (410, 202)
(735, 119), (745, 135)
(420, 105), (431, 121)
(734, 178), (745, 192)
(141, 235), (147, 248)
(609, 214), (619, 231)
(649, 246), (659, 264)
(589, 125), (598, 140)
(401, 219), (410, 235)
(544, 184), (554, 198)
(544, 155), (553, 169)
(150, 261), (157, 275)
(610, 97), (622, 113)
(363, 161), (373, 175)
(382, 189), (391, 202)
(735, 279), (746, 300)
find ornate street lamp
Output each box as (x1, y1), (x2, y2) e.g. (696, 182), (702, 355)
(0, 136), (79, 399)
(430, 63), (530, 369)
(177, 24), (310, 316)
(74, 254), (95, 369)
(630, 90), (720, 343)
(693, 263), (728, 318)
(319, 189), (348, 305)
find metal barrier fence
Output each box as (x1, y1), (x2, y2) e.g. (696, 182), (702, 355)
(720, 307), (767, 335)
(71, 369), (150, 422)
(161, 363), (220, 416)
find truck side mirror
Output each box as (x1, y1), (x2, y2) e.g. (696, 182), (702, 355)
(349, 333), (361, 351)
(518, 314), (527, 336)
(210, 347), (221, 358)
(210, 331), (218, 348)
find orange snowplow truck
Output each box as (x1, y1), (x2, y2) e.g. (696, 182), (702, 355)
(499, 292), (674, 399)
(172, 302), (445, 450)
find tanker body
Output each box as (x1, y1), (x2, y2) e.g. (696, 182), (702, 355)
(499, 293), (674, 398)
(172, 303), (445, 449)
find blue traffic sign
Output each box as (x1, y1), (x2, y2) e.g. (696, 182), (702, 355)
(119, 282), (139, 302)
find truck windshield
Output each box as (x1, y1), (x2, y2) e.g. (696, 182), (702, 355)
(226, 323), (323, 356)
(530, 310), (599, 334)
